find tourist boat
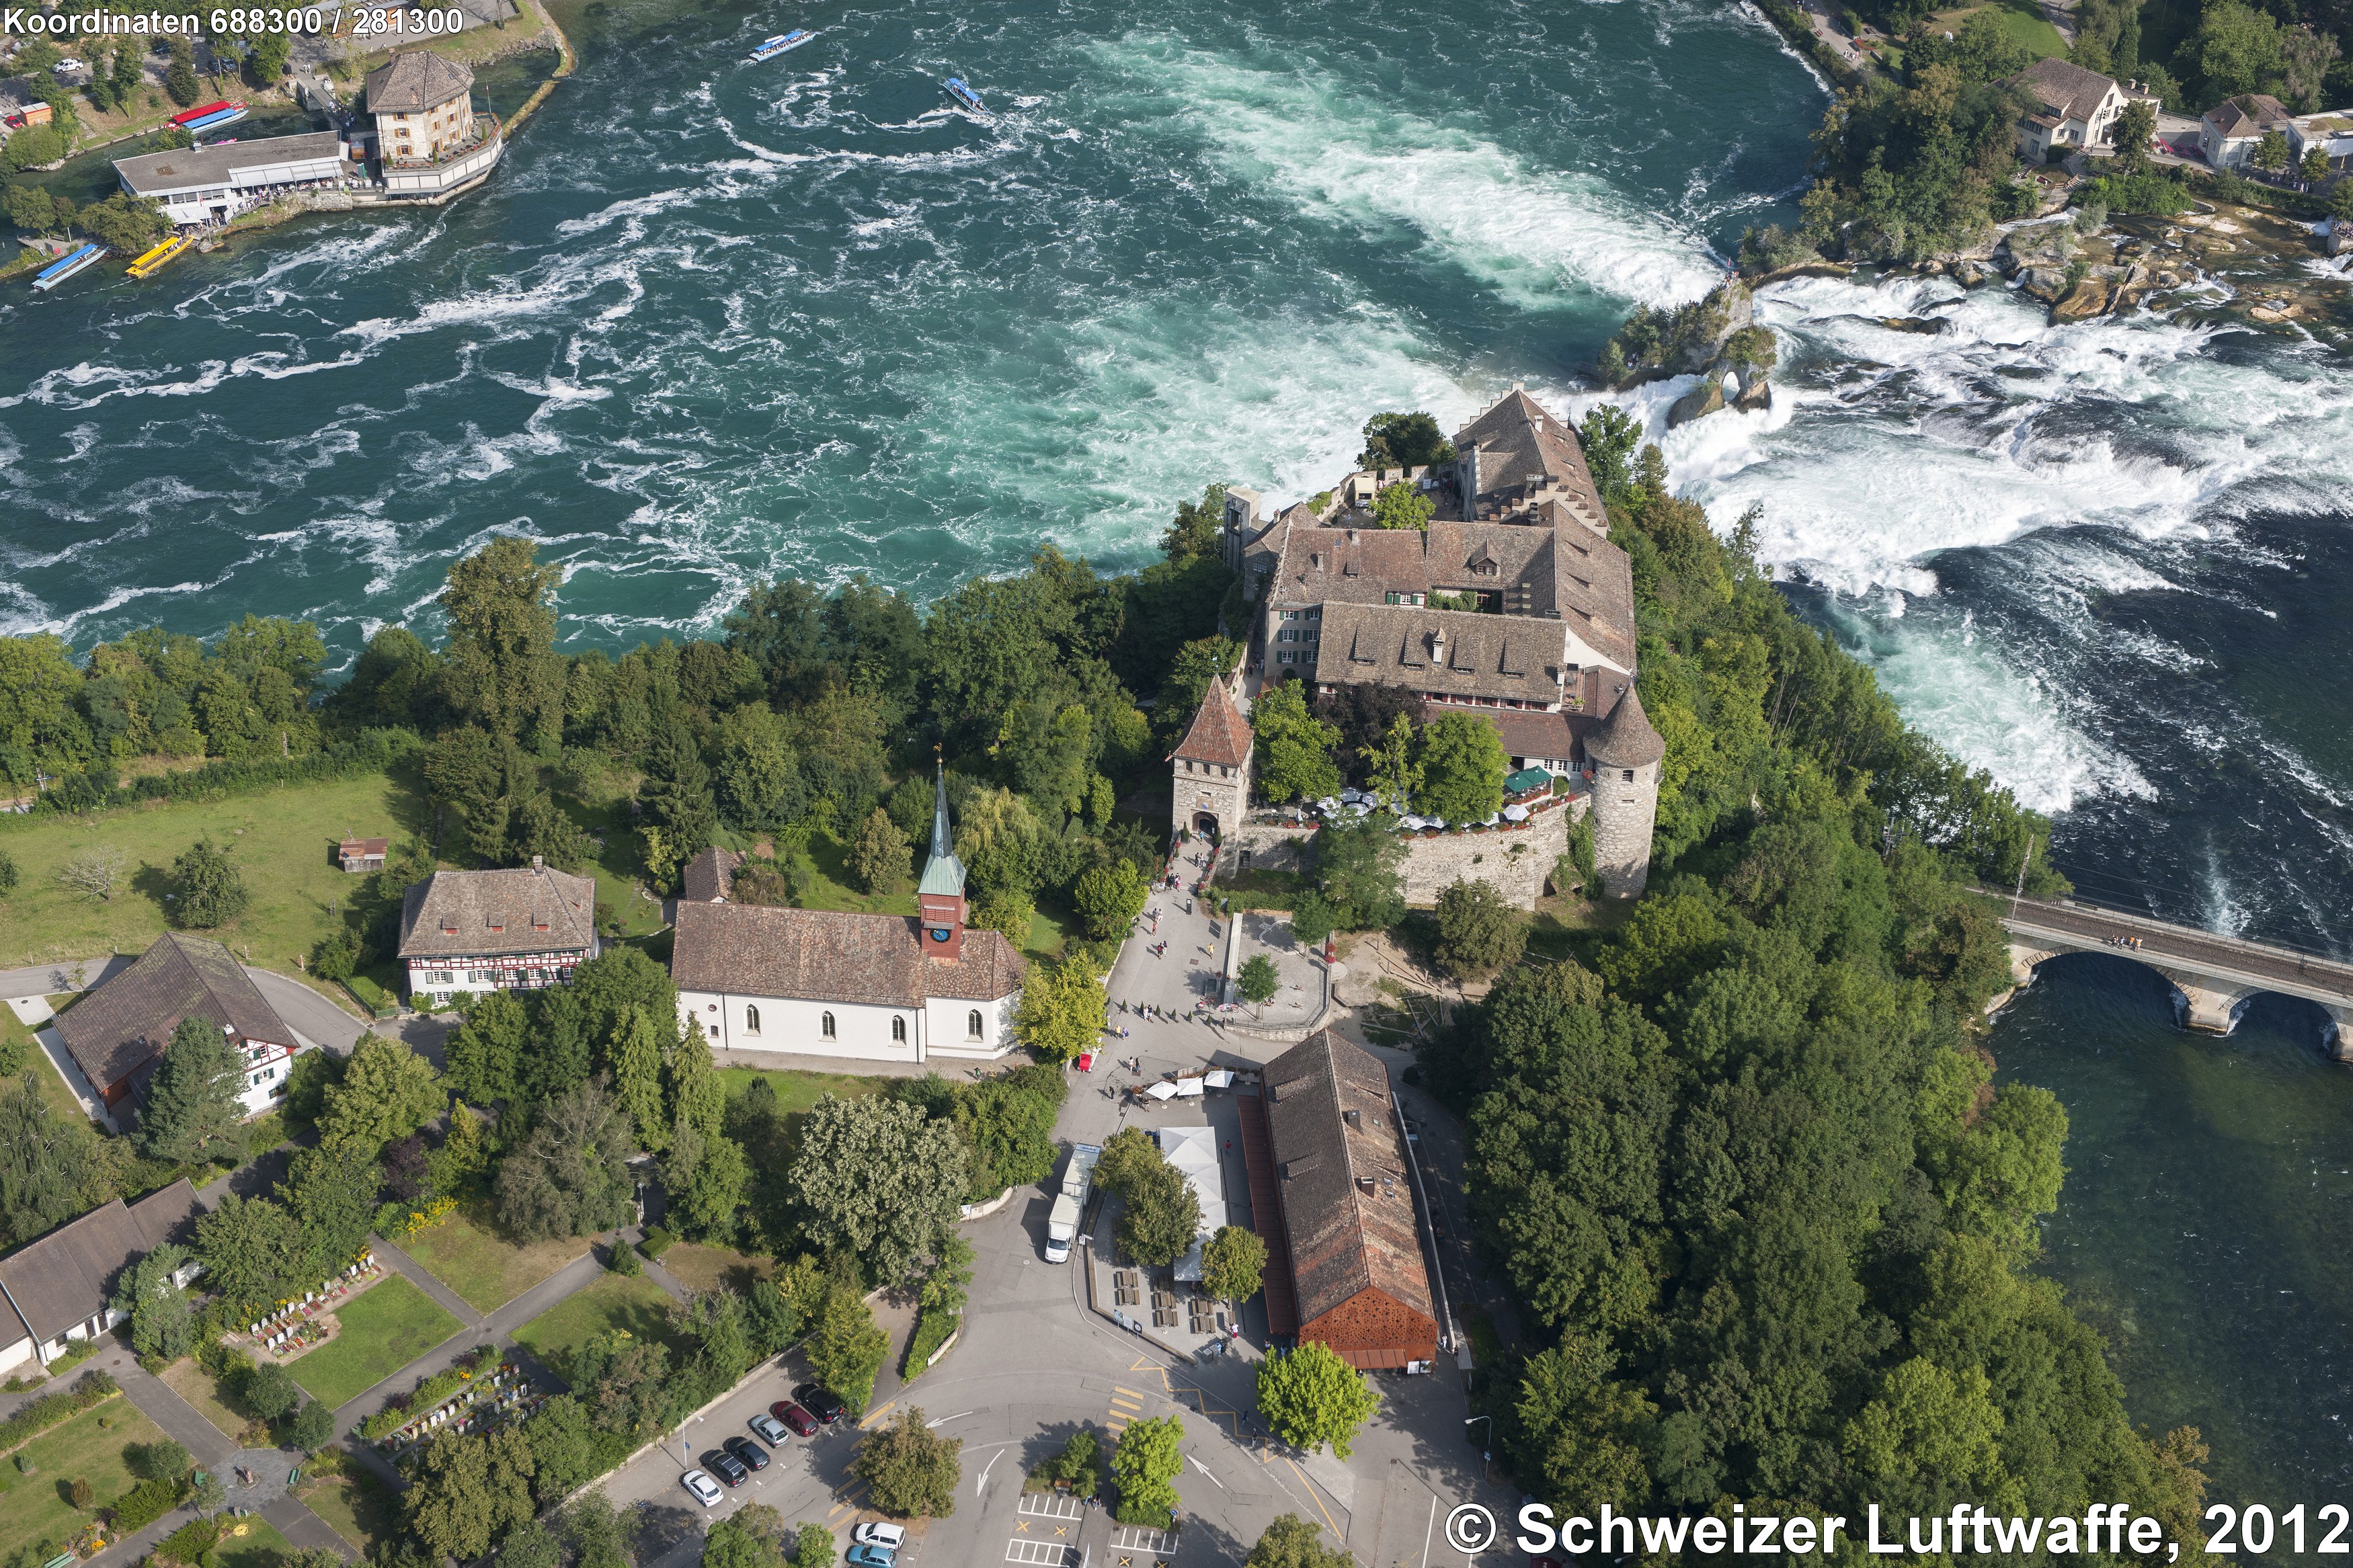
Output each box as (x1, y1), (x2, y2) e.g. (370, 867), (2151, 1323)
(170, 99), (247, 133)
(944, 77), (987, 115)
(126, 234), (193, 279)
(30, 242), (105, 292)
(747, 30), (815, 62)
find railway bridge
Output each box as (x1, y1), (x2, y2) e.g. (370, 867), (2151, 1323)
(1997, 895), (2353, 1060)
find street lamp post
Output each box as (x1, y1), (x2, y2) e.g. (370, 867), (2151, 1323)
(1464, 1414), (1492, 1463)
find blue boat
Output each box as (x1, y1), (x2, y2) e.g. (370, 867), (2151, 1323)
(31, 242), (105, 292)
(748, 30), (815, 62)
(944, 77), (987, 115)
(177, 104), (247, 134)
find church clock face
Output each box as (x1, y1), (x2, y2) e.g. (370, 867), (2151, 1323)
(930, 926), (952, 942)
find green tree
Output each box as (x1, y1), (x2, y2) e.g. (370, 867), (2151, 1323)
(164, 36), (200, 105)
(1201, 1225), (1267, 1303)
(1159, 483), (1230, 563)
(1429, 878), (1528, 981)
(2187, 2), (2285, 100)
(703, 1505), (791, 1568)
(1414, 712), (1507, 825)
(971, 889), (1035, 946)
(559, 1493), (639, 1568)
(127, 1438), (191, 1482)
(194, 1193), (303, 1313)
(138, 1016), (248, 1163)
(1370, 482), (1434, 532)
(0, 1072), (115, 1251)
(1237, 952), (1279, 1016)
(249, 31), (292, 81)
(495, 1079), (637, 1241)
(287, 1397), (335, 1452)
(662, 1119), (752, 1241)
(1072, 858), (1150, 940)
(668, 1009), (725, 1142)
(1014, 954), (1105, 1064)
(3, 183), (57, 235)
(1096, 1134), (1199, 1268)
(317, 1036), (442, 1155)
(611, 1005), (670, 1152)
(1512, 1333), (1657, 1512)
(1312, 811), (1404, 931)
(2332, 175), (2353, 223)
(850, 806), (912, 893)
(953, 786), (1045, 899)
(2113, 98), (2157, 173)
(436, 536), (566, 743)
(1245, 1515), (1353, 1568)
(408, 1426), (539, 1563)
(243, 1360), (303, 1421)
(952, 1073), (1062, 1196)
(282, 1145), (383, 1276)
(639, 716), (718, 885)
(165, 838), (249, 930)
(1250, 682), (1343, 804)
(1577, 405), (1643, 501)
(2303, 145), (2331, 181)
(788, 1096), (969, 1286)
(1109, 1415), (1184, 1525)
(1156, 636), (1244, 750)
(852, 1407), (963, 1518)
(1356, 412), (1453, 472)
(446, 989), (529, 1106)
(522, 1396), (598, 1508)
(2255, 128), (2290, 174)
(110, 1244), (194, 1362)
(807, 1285), (889, 1413)
(1256, 1342), (1378, 1458)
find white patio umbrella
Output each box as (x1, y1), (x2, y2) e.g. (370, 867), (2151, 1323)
(1502, 803), (1530, 821)
(1144, 1080), (1181, 1101)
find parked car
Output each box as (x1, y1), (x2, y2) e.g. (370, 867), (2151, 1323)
(852, 1524), (906, 1551)
(724, 1435), (770, 1473)
(793, 1383), (848, 1424)
(749, 1412), (793, 1446)
(682, 1470), (723, 1508)
(846, 1546), (896, 1568)
(703, 1448), (749, 1486)
(772, 1400), (820, 1437)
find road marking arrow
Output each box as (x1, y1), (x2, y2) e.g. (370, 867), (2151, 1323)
(1186, 1455), (1226, 1489)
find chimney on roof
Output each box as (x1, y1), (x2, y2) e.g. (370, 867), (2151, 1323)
(1346, 529), (1357, 544)
(1343, 1108), (1362, 1130)
(1356, 1175), (1376, 1195)
(532, 855), (544, 873)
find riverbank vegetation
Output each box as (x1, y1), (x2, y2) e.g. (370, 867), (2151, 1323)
(1419, 436), (2206, 1545)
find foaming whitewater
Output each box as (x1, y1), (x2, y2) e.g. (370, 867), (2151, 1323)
(1585, 266), (2353, 949)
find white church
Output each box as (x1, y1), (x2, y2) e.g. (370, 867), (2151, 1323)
(669, 770), (1027, 1063)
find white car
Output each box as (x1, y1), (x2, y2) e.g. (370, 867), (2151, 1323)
(854, 1524), (907, 1551)
(682, 1469), (724, 1508)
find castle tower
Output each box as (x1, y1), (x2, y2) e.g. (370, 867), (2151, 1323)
(1585, 682), (1664, 899)
(916, 762), (968, 960)
(1170, 678), (1254, 848)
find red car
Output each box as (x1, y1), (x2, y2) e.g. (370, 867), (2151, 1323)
(772, 1400), (819, 1437)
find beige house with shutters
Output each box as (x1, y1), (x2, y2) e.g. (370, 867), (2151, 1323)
(365, 50), (504, 197)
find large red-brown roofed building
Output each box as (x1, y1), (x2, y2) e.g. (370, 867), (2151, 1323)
(52, 934), (301, 1126)
(1254, 1030), (1439, 1370)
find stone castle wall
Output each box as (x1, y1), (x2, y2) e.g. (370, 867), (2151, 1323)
(1222, 796), (1580, 911)
(1589, 757), (1660, 898)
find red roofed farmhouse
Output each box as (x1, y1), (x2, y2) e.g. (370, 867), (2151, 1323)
(668, 768), (1026, 1063)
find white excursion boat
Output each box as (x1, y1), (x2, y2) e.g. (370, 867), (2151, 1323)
(748, 30), (815, 63)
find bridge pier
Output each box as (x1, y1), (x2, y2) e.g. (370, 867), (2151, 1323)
(2327, 1005), (2353, 1064)
(2161, 973), (2257, 1036)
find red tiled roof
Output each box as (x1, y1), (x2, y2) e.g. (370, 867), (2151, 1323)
(1173, 682), (1253, 768)
(670, 903), (1024, 1006)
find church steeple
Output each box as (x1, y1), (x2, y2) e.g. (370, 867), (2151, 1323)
(916, 757), (967, 958)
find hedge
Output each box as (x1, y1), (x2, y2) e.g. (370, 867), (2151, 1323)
(359, 1345), (498, 1441)
(160, 1518), (223, 1563)
(6, 729), (423, 823)
(112, 1473), (187, 1532)
(0, 1370), (119, 1452)
(902, 1306), (959, 1375)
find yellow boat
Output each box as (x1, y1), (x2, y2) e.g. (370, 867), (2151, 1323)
(126, 234), (192, 279)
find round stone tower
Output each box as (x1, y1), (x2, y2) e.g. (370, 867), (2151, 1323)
(1585, 682), (1664, 899)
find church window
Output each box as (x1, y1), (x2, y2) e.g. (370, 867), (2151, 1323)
(746, 1005), (760, 1034)
(891, 1016), (908, 1042)
(821, 1012), (836, 1039)
(967, 1010), (984, 1040)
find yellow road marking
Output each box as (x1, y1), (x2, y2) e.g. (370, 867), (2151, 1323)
(1014, 1522), (1029, 1534)
(860, 1401), (897, 1429)
(1054, 1526), (1069, 1538)
(1286, 1457), (1345, 1539)
(1112, 1385), (1148, 1399)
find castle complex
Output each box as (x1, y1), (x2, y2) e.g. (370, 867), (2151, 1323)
(1173, 388), (1663, 899)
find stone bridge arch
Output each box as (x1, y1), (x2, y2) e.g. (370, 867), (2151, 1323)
(2005, 939), (2353, 1056)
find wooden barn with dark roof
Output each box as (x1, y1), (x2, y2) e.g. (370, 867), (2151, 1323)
(52, 934), (300, 1126)
(1250, 1030), (1439, 1370)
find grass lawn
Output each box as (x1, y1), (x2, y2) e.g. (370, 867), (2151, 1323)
(1926, 0), (2067, 56)
(800, 830), (919, 918)
(657, 1243), (775, 1296)
(713, 1065), (887, 1115)
(0, 771), (422, 973)
(0, 1397), (169, 1563)
(210, 1516), (296, 1568)
(397, 1210), (588, 1316)
(297, 1469), (400, 1556)
(0, 1008), (88, 1125)
(160, 1358), (254, 1445)
(288, 1275), (463, 1410)
(510, 1273), (682, 1376)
